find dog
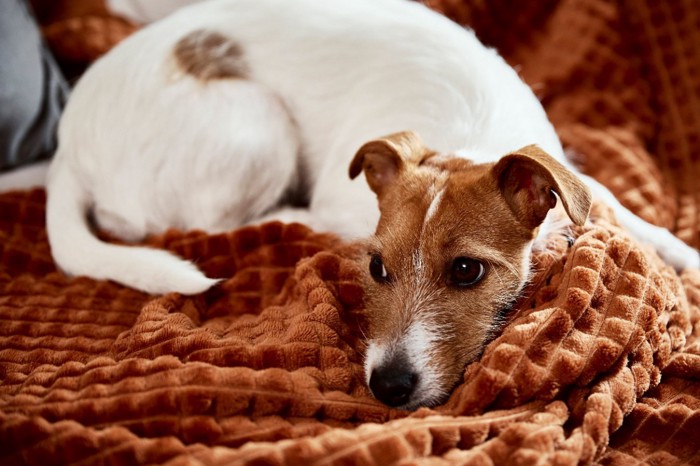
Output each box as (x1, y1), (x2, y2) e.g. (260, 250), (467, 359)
(46, 0), (699, 410)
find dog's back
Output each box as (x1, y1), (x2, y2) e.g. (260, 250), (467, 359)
(47, 0), (566, 293)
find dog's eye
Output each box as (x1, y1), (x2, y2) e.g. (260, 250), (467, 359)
(369, 254), (390, 283)
(449, 257), (485, 287)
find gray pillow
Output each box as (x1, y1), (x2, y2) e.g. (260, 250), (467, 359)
(0, 0), (69, 172)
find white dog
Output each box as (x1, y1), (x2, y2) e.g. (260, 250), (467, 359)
(46, 0), (700, 409)
(47, 0), (697, 294)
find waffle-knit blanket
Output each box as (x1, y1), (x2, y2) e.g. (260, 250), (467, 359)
(2, 0), (700, 464)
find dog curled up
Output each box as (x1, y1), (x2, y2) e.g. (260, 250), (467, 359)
(46, 0), (700, 410)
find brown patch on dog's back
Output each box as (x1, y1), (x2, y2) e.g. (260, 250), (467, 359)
(173, 29), (247, 80)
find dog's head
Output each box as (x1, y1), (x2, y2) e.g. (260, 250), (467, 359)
(349, 131), (591, 409)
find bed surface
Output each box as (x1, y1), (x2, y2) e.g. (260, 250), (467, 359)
(2, 1), (700, 464)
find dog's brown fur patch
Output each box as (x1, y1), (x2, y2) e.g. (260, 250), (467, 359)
(352, 132), (592, 408)
(173, 29), (247, 80)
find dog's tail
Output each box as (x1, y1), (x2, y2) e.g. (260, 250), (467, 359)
(46, 164), (220, 295)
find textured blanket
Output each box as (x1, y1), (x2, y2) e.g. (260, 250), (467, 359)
(3, 0), (700, 464)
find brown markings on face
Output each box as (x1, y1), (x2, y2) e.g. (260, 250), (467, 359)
(361, 159), (535, 406)
(173, 29), (248, 80)
(351, 133), (591, 409)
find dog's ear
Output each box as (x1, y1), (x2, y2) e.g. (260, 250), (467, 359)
(349, 131), (429, 196)
(492, 145), (592, 229)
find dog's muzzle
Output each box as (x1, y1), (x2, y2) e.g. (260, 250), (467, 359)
(368, 352), (418, 407)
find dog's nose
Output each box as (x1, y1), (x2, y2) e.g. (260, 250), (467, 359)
(369, 363), (418, 407)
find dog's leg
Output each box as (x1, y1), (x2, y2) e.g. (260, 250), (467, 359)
(309, 168), (380, 239)
(242, 128), (384, 237)
(581, 174), (700, 270)
(254, 188), (378, 238)
(86, 79), (299, 239)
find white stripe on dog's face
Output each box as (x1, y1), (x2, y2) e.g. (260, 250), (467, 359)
(414, 183), (445, 282)
(424, 186), (445, 225)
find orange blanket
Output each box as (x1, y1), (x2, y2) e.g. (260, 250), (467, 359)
(2, 1), (700, 464)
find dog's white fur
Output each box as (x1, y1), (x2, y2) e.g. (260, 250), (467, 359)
(48, 0), (699, 405)
(47, 0), (565, 291)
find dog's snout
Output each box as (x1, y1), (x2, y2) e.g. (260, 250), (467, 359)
(369, 361), (418, 408)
